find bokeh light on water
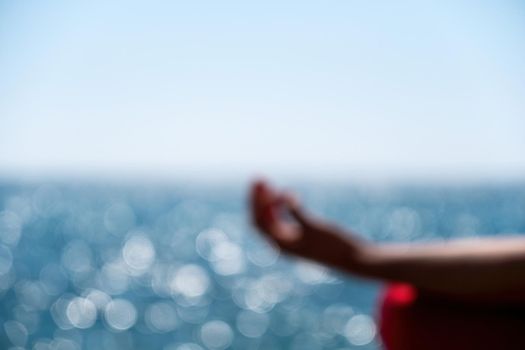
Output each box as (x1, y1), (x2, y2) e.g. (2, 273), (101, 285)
(0, 181), (524, 349)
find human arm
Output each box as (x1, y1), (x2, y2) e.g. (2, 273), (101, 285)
(365, 237), (525, 297)
(250, 180), (525, 298)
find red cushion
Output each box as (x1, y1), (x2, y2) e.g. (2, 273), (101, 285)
(379, 284), (525, 350)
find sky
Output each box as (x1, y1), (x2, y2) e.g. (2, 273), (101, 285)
(1, 0), (524, 182)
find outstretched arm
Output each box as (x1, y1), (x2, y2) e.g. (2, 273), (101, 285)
(250, 181), (525, 299)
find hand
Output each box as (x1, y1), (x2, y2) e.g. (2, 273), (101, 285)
(250, 180), (369, 275)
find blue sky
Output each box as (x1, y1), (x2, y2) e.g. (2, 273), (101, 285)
(1, 0), (524, 181)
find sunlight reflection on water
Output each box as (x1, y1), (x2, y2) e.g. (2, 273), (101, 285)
(0, 181), (523, 349)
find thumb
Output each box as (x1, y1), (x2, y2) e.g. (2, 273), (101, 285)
(282, 193), (311, 227)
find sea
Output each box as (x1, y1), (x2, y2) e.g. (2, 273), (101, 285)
(0, 180), (524, 350)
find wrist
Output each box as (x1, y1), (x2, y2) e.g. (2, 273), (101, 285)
(346, 242), (385, 278)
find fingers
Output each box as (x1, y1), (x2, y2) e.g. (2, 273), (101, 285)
(250, 180), (277, 232)
(250, 180), (265, 229)
(251, 181), (312, 226)
(281, 192), (312, 228)
(281, 193), (338, 236)
(250, 181), (300, 245)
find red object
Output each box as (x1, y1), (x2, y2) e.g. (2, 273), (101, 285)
(379, 284), (525, 350)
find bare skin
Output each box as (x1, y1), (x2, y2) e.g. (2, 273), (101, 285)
(250, 180), (525, 300)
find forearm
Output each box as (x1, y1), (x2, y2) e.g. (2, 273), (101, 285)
(352, 236), (525, 297)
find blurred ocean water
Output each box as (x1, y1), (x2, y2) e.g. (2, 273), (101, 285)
(0, 181), (524, 350)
